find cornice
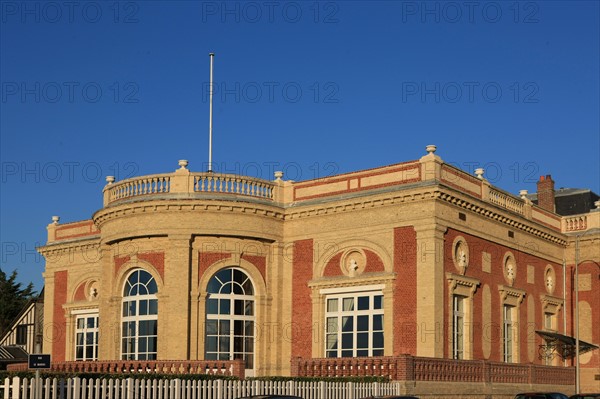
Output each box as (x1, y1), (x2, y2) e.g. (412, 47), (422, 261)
(436, 189), (566, 246)
(446, 272), (481, 293)
(498, 284), (526, 304)
(63, 302), (99, 312)
(282, 184), (566, 245)
(308, 272), (397, 291)
(540, 294), (564, 310)
(285, 188), (439, 220)
(38, 240), (100, 257)
(93, 199), (285, 227)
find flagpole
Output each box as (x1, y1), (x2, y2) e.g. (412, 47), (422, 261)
(208, 52), (215, 173)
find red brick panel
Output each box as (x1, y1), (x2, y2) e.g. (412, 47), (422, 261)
(394, 227), (417, 355)
(364, 250), (385, 273)
(240, 254), (266, 281)
(323, 253), (343, 277)
(53, 270), (68, 362)
(114, 255), (131, 276)
(291, 239), (314, 358)
(73, 282), (87, 301)
(138, 252), (165, 281)
(198, 252), (232, 284)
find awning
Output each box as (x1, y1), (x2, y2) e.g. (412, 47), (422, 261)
(0, 345), (28, 368)
(536, 330), (599, 360)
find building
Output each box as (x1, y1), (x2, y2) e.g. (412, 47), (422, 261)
(34, 146), (599, 395)
(0, 291), (44, 369)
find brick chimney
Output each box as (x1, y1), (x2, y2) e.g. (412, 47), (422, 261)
(537, 175), (556, 212)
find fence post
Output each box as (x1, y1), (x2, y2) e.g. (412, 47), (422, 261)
(319, 381), (326, 399)
(216, 379), (222, 399)
(11, 376), (20, 399)
(174, 379), (181, 399)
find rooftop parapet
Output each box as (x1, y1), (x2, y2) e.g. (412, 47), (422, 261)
(561, 202), (600, 233)
(102, 160), (277, 207)
(45, 147), (592, 239)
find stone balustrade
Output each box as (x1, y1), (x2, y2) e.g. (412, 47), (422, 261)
(104, 174), (172, 205)
(488, 188), (525, 215)
(561, 210), (599, 233)
(192, 173), (274, 199)
(291, 355), (575, 386)
(97, 156), (597, 236)
(6, 359), (245, 379)
(103, 168), (275, 207)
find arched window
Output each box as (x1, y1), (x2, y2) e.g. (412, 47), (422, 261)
(122, 270), (158, 360)
(205, 268), (255, 371)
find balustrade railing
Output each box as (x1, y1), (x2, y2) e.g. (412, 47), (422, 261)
(105, 174), (171, 204)
(192, 173), (274, 200)
(488, 188), (525, 215)
(103, 171), (274, 206)
(413, 357), (482, 382)
(563, 215), (588, 232)
(292, 356), (574, 386)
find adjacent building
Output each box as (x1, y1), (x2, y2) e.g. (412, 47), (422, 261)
(32, 146), (599, 394)
(0, 291), (44, 369)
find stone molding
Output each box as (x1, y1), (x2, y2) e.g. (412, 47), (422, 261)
(498, 284), (526, 306)
(93, 200), (285, 227)
(308, 272), (396, 291)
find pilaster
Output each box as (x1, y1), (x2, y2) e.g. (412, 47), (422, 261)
(414, 223), (447, 357)
(160, 233), (192, 359)
(97, 242), (119, 360)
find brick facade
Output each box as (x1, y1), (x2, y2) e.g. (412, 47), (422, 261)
(36, 150), (599, 390)
(291, 239), (314, 359)
(52, 270), (68, 362)
(393, 226), (418, 356)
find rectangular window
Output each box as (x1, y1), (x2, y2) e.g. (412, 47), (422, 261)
(75, 313), (99, 361)
(15, 324), (29, 346)
(503, 305), (514, 363)
(325, 291), (384, 358)
(452, 295), (465, 360)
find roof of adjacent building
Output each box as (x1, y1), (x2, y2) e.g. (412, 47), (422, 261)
(527, 188), (600, 216)
(0, 345), (28, 362)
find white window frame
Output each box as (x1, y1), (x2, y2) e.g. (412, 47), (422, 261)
(205, 267), (255, 372)
(447, 273), (479, 360)
(503, 305), (514, 363)
(121, 270), (158, 360)
(452, 295), (465, 360)
(323, 289), (384, 358)
(498, 285), (524, 364)
(74, 311), (99, 361)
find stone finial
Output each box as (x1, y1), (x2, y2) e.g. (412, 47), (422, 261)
(475, 168), (485, 179)
(519, 189), (528, 199)
(274, 171), (284, 181)
(595, 200), (600, 209)
(426, 144), (437, 154)
(51, 216), (60, 224)
(178, 160), (189, 170)
(106, 176), (115, 184)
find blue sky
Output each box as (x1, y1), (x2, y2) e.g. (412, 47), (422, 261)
(1, 1), (599, 290)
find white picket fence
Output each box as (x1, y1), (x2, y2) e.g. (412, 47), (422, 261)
(1, 376), (401, 399)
